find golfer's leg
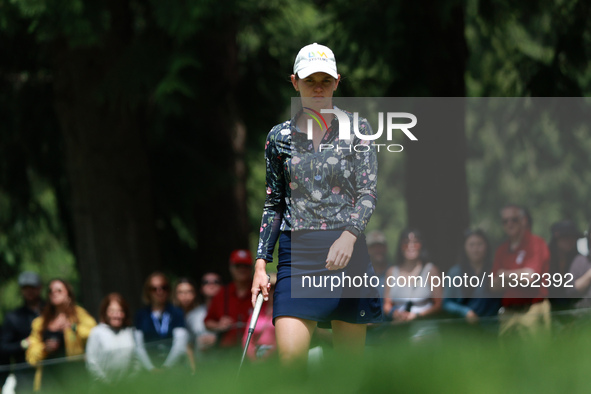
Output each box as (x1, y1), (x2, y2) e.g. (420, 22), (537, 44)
(331, 320), (366, 355)
(275, 316), (316, 366)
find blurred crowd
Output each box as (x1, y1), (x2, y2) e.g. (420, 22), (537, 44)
(0, 249), (271, 393)
(375, 205), (590, 342)
(1, 203), (590, 392)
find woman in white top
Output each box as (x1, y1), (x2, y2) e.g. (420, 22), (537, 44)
(383, 229), (443, 322)
(86, 293), (139, 387)
(173, 276), (219, 368)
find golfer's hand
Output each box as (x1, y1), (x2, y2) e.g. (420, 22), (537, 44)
(325, 231), (357, 270)
(252, 259), (271, 308)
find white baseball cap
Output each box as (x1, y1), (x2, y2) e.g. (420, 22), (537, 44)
(293, 43), (338, 79)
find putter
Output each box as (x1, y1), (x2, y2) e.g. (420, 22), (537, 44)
(238, 274), (270, 375)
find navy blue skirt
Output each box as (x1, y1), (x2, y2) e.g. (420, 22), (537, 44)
(273, 230), (383, 328)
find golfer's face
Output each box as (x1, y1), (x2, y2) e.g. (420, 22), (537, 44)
(293, 72), (340, 110)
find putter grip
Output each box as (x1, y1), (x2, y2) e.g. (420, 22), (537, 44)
(249, 292), (264, 330)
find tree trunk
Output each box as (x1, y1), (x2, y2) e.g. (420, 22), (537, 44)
(52, 44), (160, 315)
(393, 0), (470, 269)
(194, 21), (250, 281)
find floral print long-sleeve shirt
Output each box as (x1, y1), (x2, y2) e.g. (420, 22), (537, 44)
(256, 107), (378, 261)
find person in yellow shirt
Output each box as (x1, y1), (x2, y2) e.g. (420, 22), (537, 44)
(26, 279), (96, 392)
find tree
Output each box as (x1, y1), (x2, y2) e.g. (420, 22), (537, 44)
(325, 0), (469, 267)
(0, 0), (321, 313)
(465, 0), (591, 240)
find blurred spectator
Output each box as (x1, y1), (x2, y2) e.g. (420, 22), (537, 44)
(242, 274), (277, 362)
(443, 230), (501, 323)
(26, 279), (96, 392)
(366, 230), (390, 297)
(173, 277), (199, 371)
(567, 224), (591, 308)
(86, 293), (140, 389)
(1, 326), (8, 390)
(576, 225), (589, 256)
(491, 205), (551, 339)
(194, 273), (223, 350)
(199, 272), (223, 306)
(548, 220), (584, 310)
(0, 271), (44, 393)
(205, 250), (253, 349)
(134, 272), (188, 371)
(383, 229), (443, 323)
(173, 277), (199, 314)
(174, 275), (219, 365)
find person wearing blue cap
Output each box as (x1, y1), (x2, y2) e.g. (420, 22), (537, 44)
(0, 271), (44, 393)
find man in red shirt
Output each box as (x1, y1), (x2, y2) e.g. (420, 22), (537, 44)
(491, 204), (551, 338)
(205, 249), (253, 349)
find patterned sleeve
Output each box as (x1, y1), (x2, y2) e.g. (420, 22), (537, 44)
(345, 118), (378, 237)
(256, 127), (286, 261)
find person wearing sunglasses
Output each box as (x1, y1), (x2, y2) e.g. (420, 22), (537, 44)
(26, 279), (96, 392)
(204, 250), (253, 350)
(491, 204), (551, 339)
(134, 272), (188, 371)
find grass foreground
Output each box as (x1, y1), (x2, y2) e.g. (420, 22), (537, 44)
(28, 318), (591, 393)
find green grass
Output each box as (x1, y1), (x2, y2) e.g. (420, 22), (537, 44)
(36, 319), (591, 393)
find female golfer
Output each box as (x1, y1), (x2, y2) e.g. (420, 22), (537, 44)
(252, 43), (382, 366)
